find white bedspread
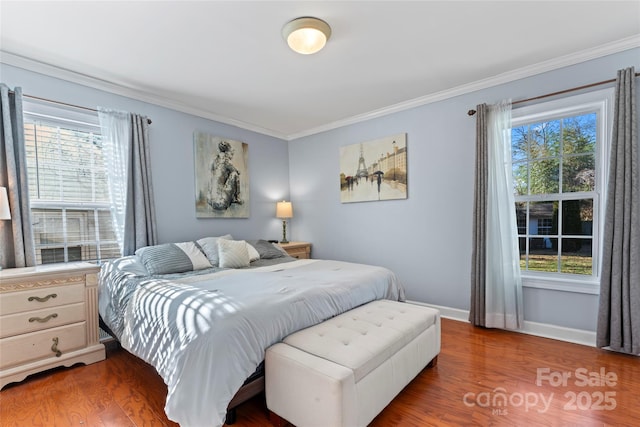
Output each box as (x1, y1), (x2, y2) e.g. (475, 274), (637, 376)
(113, 259), (404, 426)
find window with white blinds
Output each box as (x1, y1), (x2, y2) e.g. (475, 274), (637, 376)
(23, 103), (122, 264)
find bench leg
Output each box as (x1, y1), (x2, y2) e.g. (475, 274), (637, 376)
(427, 355), (438, 368)
(268, 410), (289, 427)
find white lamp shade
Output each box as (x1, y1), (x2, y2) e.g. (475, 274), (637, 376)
(283, 17), (331, 55)
(276, 201), (293, 219)
(0, 187), (10, 220)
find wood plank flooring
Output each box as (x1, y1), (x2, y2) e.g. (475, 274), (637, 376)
(1, 318), (638, 426)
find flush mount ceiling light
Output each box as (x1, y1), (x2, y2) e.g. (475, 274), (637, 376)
(282, 17), (332, 55)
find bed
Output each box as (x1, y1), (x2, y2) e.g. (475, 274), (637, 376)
(98, 237), (405, 427)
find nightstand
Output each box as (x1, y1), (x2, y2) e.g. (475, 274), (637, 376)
(0, 262), (106, 389)
(279, 242), (312, 259)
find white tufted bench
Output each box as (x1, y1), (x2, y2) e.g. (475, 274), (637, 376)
(265, 300), (440, 427)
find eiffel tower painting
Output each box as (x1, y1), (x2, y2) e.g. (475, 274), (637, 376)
(356, 143), (368, 178)
(339, 133), (408, 204)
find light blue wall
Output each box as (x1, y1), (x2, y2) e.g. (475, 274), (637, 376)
(288, 48), (640, 332)
(1, 63), (291, 244)
(3, 48), (638, 333)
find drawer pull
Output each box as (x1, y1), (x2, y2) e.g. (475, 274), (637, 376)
(29, 313), (58, 323)
(51, 337), (62, 357)
(28, 293), (57, 303)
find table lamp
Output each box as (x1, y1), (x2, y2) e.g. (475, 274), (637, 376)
(276, 201), (293, 244)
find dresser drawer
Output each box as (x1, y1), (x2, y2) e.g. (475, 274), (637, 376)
(0, 283), (84, 315)
(0, 303), (85, 339)
(0, 322), (87, 369)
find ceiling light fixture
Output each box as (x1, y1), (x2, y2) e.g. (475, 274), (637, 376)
(282, 17), (331, 55)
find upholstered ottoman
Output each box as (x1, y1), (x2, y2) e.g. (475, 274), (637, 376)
(265, 300), (440, 427)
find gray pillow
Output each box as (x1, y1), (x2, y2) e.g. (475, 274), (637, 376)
(248, 239), (287, 259)
(135, 242), (212, 275)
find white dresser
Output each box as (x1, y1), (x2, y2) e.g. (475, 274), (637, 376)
(0, 262), (105, 389)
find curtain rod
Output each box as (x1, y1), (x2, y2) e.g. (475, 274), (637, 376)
(467, 72), (640, 116)
(8, 90), (152, 124)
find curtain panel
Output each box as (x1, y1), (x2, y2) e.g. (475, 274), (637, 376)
(0, 84), (36, 268)
(124, 113), (157, 255)
(98, 109), (157, 256)
(98, 107), (130, 253)
(470, 101), (523, 329)
(470, 104), (488, 326)
(597, 66), (639, 355)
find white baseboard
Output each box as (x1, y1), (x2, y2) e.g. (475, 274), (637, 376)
(407, 301), (471, 322)
(407, 300), (596, 348)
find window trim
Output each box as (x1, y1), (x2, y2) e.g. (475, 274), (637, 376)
(511, 88), (614, 294)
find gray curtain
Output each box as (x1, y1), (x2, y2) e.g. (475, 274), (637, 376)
(123, 113), (157, 255)
(470, 103), (488, 326)
(597, 67), (639, 354)
(0, 84), (36, 268)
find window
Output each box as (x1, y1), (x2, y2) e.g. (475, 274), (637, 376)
(23, 102), (122, 265)
(511, 89), (613, 293)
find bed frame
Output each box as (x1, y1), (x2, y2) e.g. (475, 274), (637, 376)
(99, 317), (263, 425)
(224, 366), (265, 424)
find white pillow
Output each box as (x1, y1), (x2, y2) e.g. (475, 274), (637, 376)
(245, 241), (260, 262)
(217, 239), (250, 268)
(197, 234), (233, 266)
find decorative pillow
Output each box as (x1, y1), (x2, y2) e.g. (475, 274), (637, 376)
(218, 239), (250, 268)
(197, 234), (233, 266)
(135, 241), (212, 275)
(272, 243), (290, 257)
(245, 241), (260, 262)
(248, 240), (287, 259)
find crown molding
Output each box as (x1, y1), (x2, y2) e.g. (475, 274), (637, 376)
(2, 34), (638, 142)
(0, 50), (288, 140)
(287, 35), (640, 140)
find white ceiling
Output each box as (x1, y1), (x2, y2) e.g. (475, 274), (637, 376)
(1, 1), (639, 140)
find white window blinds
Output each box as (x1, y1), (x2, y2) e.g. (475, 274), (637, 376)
(23, 105), (122, 264)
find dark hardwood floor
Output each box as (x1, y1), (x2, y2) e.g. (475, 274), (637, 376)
(1, 318), (638, 426)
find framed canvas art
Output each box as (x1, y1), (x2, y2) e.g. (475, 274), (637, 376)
(194, 132), (250, 218)
(339, 133), (407, 203)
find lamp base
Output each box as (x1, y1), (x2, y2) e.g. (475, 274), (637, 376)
(280, 219), (289, 244)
